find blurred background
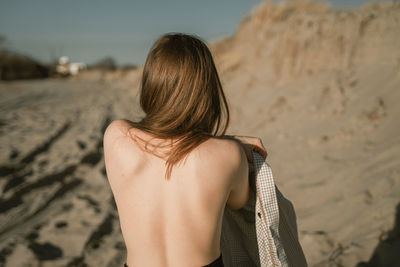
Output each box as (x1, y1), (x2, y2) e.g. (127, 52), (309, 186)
(0, 0), (399, 266)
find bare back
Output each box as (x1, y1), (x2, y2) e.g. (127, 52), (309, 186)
(103, 119), (249, 267)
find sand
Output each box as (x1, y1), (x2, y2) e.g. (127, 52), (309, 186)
(1, 1), (400, 266)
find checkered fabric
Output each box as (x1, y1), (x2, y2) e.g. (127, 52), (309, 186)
(253, 152), (287, 266)
(221, 151), (308, 267)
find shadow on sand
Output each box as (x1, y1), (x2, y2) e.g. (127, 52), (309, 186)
(356, 202), (400, 267)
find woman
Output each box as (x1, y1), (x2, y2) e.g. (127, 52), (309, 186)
(103, 33), (267, 267)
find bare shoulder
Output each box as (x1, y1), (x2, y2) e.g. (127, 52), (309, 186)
(103, 119), (140, 188)
(192, 137), (249, 208)
(103, 119), (138, 168)
(104, 119), (132, 139)
(103, 119), (133, 147)
(193, 137), (246, 171)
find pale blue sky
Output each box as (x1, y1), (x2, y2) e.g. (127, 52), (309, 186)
(0, 0), (381, 65)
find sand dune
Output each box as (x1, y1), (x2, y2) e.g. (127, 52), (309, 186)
(0, 1), (399, 266)
(211, 1), (400, 266)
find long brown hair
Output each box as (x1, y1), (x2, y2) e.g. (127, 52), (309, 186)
(128, 33), (230, 179)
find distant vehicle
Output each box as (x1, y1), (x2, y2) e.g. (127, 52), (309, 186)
(56, 56), (86, 76)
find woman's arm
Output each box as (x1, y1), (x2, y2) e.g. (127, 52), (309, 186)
(224, 135), (267, 210)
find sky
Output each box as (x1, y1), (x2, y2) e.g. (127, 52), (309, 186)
(0, 0), (382, 66)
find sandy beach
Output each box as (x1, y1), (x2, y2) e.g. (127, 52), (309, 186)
(1, 1), (400, 266)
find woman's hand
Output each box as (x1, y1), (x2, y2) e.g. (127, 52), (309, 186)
(225, 135), (267, 163)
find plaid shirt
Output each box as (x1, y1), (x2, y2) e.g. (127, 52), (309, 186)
(221, 152), (308, 267)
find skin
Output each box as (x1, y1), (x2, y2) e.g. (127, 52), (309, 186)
(103, 119), (267, 267)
